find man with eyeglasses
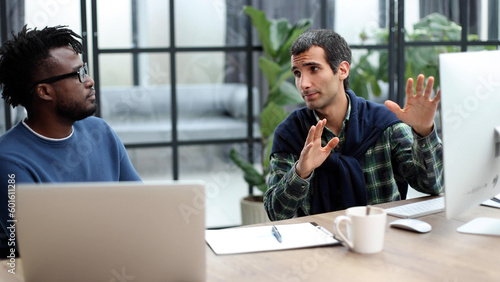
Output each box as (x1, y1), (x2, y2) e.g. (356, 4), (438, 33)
(0, 25), (141, 255)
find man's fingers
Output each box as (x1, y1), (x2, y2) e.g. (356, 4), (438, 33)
(424, 76), (435, 99)
(301, 141), (313, 156)
(415, 74), (425, 96)
(325, 137), (339, 151)
(313, 119), (326, 140)
(384, 100), (402, 116)
(433, 89), (441, 104)
(406, 77), (414, 97)
(305, 125), (316, 146)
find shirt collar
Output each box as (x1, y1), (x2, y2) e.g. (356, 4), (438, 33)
(22, 118), (74, 141)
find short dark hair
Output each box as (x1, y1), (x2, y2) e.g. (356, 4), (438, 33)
(290, 29), (351, 90)
(0, 25), (83, 109)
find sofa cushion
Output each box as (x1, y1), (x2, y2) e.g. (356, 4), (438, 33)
(99, 83), (258, 121)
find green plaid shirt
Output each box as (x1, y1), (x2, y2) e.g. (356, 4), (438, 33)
(264, 97), (444, 221)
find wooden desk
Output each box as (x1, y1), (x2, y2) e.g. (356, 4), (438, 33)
(206, 197), (500, 282)
(2, 197), (499, 282)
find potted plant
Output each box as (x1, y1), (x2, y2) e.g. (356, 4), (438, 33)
(349, 13), (491, 100)
(229, 6), (312, 225)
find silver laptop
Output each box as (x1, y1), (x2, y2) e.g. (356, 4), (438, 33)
(16, 181), (206, 282)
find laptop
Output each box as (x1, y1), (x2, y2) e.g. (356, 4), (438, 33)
(15, 181), (206, 282)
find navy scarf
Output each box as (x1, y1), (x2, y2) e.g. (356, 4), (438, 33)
(271, 89), (402, 214)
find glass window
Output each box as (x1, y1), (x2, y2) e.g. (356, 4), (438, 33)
(407, 12), (462, 42)
(99, 54), (134, 86)
(178, 144), (249, 227)
(127, 147), (172, 180)
(405, 1), (463, 42)
(25, 0), (81, 32)
(97, 0), (133, 48)
(99, 54), (174, 144)
(175, 51), (259, 141)
(405, 46), (460, 84)
(99, 53), (172, 145)
(100, 83), (173, 144)
(176, 52), (226, 84)
(332, 0), (385, 44)
(251, 0), (322, 45)
(175, 0), (244, 47)
(472, 0), (499, 41)
(251, 51), (271, 114)
(137, 0), (170, 48)
(138, 53), (171, 86)
(225, 0), (249, 46)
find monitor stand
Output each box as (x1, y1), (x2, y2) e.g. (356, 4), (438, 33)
(457, 217), (500, 236)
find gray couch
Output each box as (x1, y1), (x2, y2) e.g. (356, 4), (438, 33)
(99, 83), (260, 144)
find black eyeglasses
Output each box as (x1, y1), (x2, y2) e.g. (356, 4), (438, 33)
(30, 63), (89, 91)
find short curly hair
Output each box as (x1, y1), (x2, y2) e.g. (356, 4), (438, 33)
(0, 25), (83, 109)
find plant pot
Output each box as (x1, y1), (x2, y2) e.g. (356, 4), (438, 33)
(240, 195), (270, 225)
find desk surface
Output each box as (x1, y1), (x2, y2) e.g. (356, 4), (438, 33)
(2, 196), (500, 282)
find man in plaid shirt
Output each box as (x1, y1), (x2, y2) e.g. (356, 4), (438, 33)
(264, 29), (443, 221)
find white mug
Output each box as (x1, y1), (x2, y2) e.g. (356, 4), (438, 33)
(333, 206), (387, 254)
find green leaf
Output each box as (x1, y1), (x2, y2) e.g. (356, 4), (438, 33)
(243, 6), (274, 59)
(229, 149), (265, 187)
(259, 57), (282, 89)
(350, 75), (369, 99)
(369, 78), (381, 97)
(276, 19), (312, 64)
(268, 63), (293, 94)
(270, 19), (291, 56)
(260, 102), (289, 139)
(267, 81), (303, 106)
(259, 134), (275, 187)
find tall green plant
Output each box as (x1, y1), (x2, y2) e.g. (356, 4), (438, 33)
(229, 6), (312, 195)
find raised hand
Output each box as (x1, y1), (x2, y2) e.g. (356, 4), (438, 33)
(295, 119), (339, 179)
(384, 74), (441, 136)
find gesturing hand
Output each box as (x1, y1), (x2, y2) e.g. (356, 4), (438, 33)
(384, 74), (441, 136)
(295, 119), (339, 179)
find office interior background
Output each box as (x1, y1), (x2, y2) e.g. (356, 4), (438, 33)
(1, 0), (499, 228)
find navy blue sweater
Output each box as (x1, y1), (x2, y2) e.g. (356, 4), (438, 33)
(271, 89), (402, 213)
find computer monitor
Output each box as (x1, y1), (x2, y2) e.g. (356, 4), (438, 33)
(439, 50), (500, 235)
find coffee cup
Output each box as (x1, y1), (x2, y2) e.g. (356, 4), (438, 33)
(333, 206), (387, 254)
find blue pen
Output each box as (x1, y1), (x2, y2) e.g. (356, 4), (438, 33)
(272, 225), (282, 243)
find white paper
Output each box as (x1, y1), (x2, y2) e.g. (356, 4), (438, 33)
(481, 199), (500, 209)
(481, 193), (500, 208)
(205, 222), (340, 255)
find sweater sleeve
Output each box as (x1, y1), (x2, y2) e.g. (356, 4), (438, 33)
(390, 123), (444, 195)
(264, 153), (313, 221)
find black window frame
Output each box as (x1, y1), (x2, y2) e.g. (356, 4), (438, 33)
(1, 0), (499, 196)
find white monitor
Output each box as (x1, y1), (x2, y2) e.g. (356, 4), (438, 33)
(439, 50), (500, 235)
